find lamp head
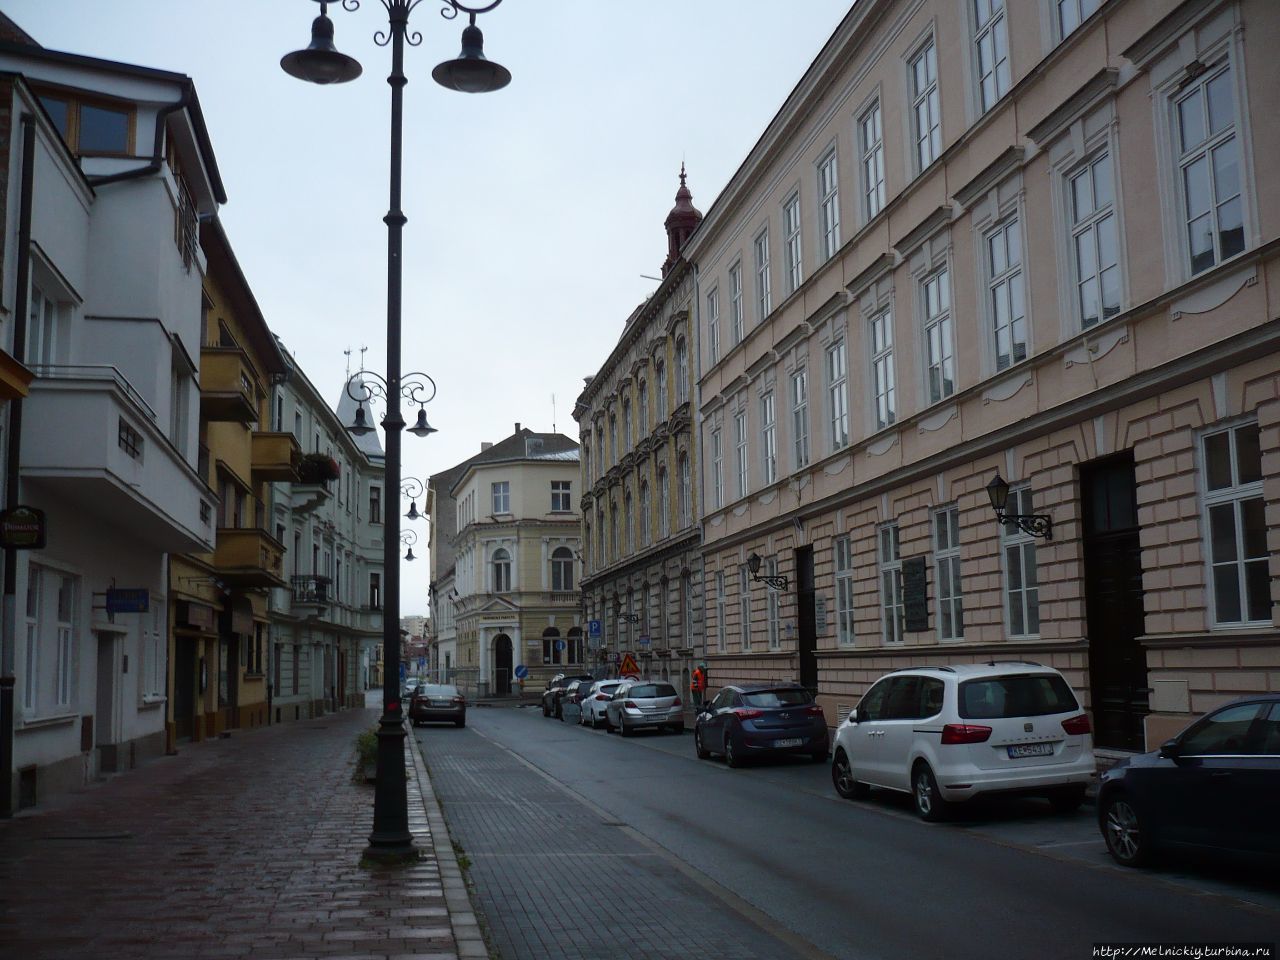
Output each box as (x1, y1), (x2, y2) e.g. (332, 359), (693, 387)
(986, 472), (1010, 513)
(747, 553), (762, 577)
(432, 22), (511, 93)
(281, 14), (363, 85)
(405, 500), (421, 521)
(404, 547), (417, 562)
(408, 408), (438, 438)
(349, 403), (374, 436)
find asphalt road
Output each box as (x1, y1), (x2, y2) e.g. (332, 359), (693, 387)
(416, 705), (1279, 960)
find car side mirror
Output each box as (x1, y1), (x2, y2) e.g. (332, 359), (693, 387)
(847, 708), (860, 724)
(1158, 738), (1181, 759)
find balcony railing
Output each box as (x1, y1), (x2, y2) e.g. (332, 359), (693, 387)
(200, 347), (259, 423)
(213, 527), (287, 588)
(292, 575), (332, 605)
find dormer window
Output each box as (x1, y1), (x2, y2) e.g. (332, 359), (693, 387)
(36, 90), (133, 156)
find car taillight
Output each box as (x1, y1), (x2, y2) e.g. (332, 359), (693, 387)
(624, 700), (638, 709)
(732, 708), (764, 720)
(805, 704), (824, 716)
(941, 723), (992, 744)
(1061, 714), (1091, 735)
(672, 698), (682, 707)
(595, 694), (608, 701)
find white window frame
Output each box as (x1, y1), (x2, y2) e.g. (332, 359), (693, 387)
(934, 506), (964, 642)
(834, 536), (855, 646)
(551, 480), (572, 512)
(1001, 486), (1041, 639)
(716, 571), (727, 653)
(491, 480), (510, 515)
(711, 426), (724, 509)
(678, 453), (692, 528)
(739, 566), (752, 652)
(766, 559), (780, 650)
(908, 36), (941, 173)
(869, 309), (896, 430)
(791, 368), (810, 470)
(754, 228), (772, 320)
(23, 567), (40, 713)
(658, 467), (670, 539)
(734, 409), (749, 499)
(879, 523), (904, 644)
(551, 547), (575, 592)
(827, 339), (849, 451)
(973, 0), (1010, 115)
(492, 547), (512, 593)
(783, 192), (803, 294)
(760, 392), (777, 487)
(987, 215), (1028, 372)
(922, 266), (956, 404)
(1069, 150), (1121, 329)
(656, 360), (668, 420)
(707, 285), (721, 362)
(858, 99), (885, 222)
(638, 381), (648, 436)
(55, 574), (76, 706)
(639, 483), (650, 548)
(1200, 420), (1268, 627)
(729, 261), (744, 345)
(1056, 0), (1101, 42)
(676, 337), (689, 406)
(817, 147), (841, 261)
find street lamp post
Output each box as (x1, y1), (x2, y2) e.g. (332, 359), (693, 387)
(282, 0), (510, 863)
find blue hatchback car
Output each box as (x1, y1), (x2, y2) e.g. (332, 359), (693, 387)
(1098, 694), (1280, 866)
(695, 684), (829, 767)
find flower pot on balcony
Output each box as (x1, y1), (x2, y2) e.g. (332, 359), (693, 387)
(297, 453), (341, 484)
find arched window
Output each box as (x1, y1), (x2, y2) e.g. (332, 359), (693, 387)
(676, 337), (688, 404)
(656, 359), (668, 417)
(492, 548), (512, 592)
(622, 398), (632, 451)
(609, 412), (618, 463)
(596, 507), (605, 563)
(638, 380), (649, 435)
(624, 491), (634, 554)
(567, 626), (583, 665)
(542, 627), (561, 666)
(610, 501), (619, 561)
(678, 452), (691, 527)
(658, 466), (670, 539)
(551, 546), (574, 592)
(583, 521), (591, 569)
(639, 481), (650, 547)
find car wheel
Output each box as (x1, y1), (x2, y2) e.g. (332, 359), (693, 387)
(912, 762), (952, 822)
(1049, 785), (1087, 814)
(724, 735), (742, 768)
(619, 720), (631, 737)
(695, 728), (710, 759)
(1101, 795), (1150, 867)
(831, 749), (870, 800)
(541, 702), (549, 717)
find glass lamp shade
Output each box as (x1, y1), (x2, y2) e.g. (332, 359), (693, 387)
(408, 409), (438, 438)
(986, 472), (1010, 513)
(432, 24), (511, 93)
(405, 501), (420, 521)
(349, 404), (374, 436)
(747, 553), (762, 577)
(404, 547), (417, 562)
(281, 15), (363, 85)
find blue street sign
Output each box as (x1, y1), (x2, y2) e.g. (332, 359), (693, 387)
(638, 635), (651, 646)
(554, 639), (566, 652)
(514, 664), (529, 680)
(418, 657), (426, 670)
(399, 662), (406, 679)
(588, 619), (602, 638)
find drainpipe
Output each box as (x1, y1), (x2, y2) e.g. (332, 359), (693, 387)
(1, 114), (37, 818)
(86, 85), (191, 189)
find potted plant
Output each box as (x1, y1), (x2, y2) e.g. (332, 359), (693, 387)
(356, 726), (378, 784)
(297, 452), (341, 484)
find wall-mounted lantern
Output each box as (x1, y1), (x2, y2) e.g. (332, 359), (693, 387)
(747, 552), (789, 590)
(985, 472), (1052, 540)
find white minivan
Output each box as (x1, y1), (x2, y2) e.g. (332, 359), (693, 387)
(830, 662), (1096, 820)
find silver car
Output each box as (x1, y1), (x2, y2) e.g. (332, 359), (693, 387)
(606, 680), (684, 736)
(579, 679), (624, 729)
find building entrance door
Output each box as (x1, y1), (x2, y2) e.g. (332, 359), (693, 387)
(95, 632), (120, 771)
(1081, 452), (1149, 751)
(493, 634), (513, 695)
(795, 546), (817, 691)
(174, 639), (195, 741)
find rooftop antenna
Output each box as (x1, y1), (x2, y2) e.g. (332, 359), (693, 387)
(343, 347), (352, 379)
(359, 345), (368, 371)
(551, 393), (556, 433)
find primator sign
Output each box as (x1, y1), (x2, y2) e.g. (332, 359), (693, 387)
(0, 505), (46, 549)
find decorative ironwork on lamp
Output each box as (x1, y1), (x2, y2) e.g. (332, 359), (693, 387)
(747, 552), (789, 590)
(985, 472), (1052, 540)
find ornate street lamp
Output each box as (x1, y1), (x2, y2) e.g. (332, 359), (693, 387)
(401, 529), (418, 561)
(985, 472), (1053, 540)
(282, 0), (510, 863)
(747, 552), (789, 591)
(401, 476), (426, 520)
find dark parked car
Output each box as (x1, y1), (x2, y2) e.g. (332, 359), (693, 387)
(542, 674), (593, 718)
(559, 679), (594, 722)
(1098, 694), (1280, 867)
(695, 684), (828, 766)
(408, 684), (466, 727)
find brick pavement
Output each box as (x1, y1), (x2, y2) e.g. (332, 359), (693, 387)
(421, 723), (817, 960)
(0, 702), (478, 960)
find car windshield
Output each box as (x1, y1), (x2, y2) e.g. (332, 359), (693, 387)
(742, 689), (812, 708)
(417, 685), (458, 697)
(958, 674), (1079, 719)
(627, 683), (677, 698)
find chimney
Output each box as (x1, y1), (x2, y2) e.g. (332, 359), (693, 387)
(514, 422), (522, 433)
(480, 442), (493, 451)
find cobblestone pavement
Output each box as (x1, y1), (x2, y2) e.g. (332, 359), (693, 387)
(0, 702), (471, 960)
(418, 720), (821, 960)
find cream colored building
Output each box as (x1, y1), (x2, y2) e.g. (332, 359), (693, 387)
(576, 168), (705, 692)
(444, 427), (582, 695)
(688, 0), (1278, 753)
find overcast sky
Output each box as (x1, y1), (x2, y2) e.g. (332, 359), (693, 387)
(4, 0), (853, 616)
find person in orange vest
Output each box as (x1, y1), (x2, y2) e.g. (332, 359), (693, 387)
(690, 663), (707, 709)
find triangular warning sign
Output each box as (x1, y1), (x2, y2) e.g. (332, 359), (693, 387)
(619, 652), (640, 677)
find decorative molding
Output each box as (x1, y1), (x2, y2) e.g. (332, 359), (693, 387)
(664, 307), (690, 336)
(775, 321), (813, 356)
(732, 503), (749, 517)
(953, 146), (1025, 209)
(746, 350), (778, 380)
(893, 205), (954, 258)
(700, 393), (726, 416)
(917, 403), (958, 434)
(708, 514), (725, 527)
(1027, 69), (1119, 146)
(1064, 323), (1130, 368)
(846, 252), (898, 298)
(981, 369), (1034, 405)
(822, 455), (852, 477)
(1122, 0), (1218, 69)
(866, 430), (899, 458)
(804, 291), (848, 327)
(757, 490), (778, 506)
(1170, 265), (1256, 321)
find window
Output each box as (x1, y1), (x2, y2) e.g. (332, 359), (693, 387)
(818, 149), (841, 261)
(988, 217), (1027, 371)
(766, 559), (780, 650)
(596, 506), (605, 560)
(639, 482), (650, 547)
(27, 282), (64, 367)
(734, 410), (749, 499)
(37, 92), (133, 154)
(609, 414), (618, 464)
(739, 566), (752, 652)
(292, 644), (300, 695)
(23, 568), (39, 712)
(760, 393), (777, 486)
(678, 453), (692, 527)
(52, 574), (74, 706)
(707, 286), (721, 361)
(835, 537), (855, 646)
(682, 572), (694, 643)
(118, 418), (143, 461)
(622, 399), (632, 452)
(711, 427), (724, 509)
(1202, 422), (1267, 625)
(676, 338), (688, 405)
(1179, 702), (1265, 755)
(370, 486), (382, 524)
(870, 310), (895, 430)
(1002, 487), (1040, 637)
(791, 369), (810, 469)
(1057, 0), (1101, 39)
(656, 360), (668, 419)
(934, 506), (964, 641)
(716, 571), (727, 653)
(610, 501), (619, 559)
(783, 193), (803, 294)
(568, 630), (584, 665)
(638, 381), (649, 436)
(492, 481), (510, 515)
(551, 480), (572, 512)
(658, 468), (670, 539)
(1070, 152), (1120, 328)
(879, 524), (905, 644)
(909, 38), (941, 171)
(973, 0), (1010, 114)
(858, 101), (886, 221)
(492, 548), (512, 593)
(551, 547), (575, 592)
(542, 630), (562, 666)
(923, 267), (956, 404)
(754, 228), (772, 320)
(827, 340), (849, 450)
(624, 491), (634, 553)
(1175, 63), (1243, 276)
(145, 608), (165, 698)
(729, 262), (744, 345)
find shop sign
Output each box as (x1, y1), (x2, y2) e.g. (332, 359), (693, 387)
(106, 588), (150, 614)
(0, 505), (46, 549)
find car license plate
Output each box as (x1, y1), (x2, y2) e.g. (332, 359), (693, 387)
(1007, 743), (1054, 758)
(431, 700), (451, 707)
(774, 738), (804, 748)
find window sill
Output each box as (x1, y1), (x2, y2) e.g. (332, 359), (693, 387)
(139, 696), (167, 710)
(17, 712), (79, 731)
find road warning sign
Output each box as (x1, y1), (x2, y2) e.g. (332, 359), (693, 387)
(619, 652), (641, 678)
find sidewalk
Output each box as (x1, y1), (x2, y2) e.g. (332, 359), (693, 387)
(0, 697), (481, 960)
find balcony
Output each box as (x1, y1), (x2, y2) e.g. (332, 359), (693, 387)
(291, 575), (332, 609)
(200, 347), (258, 423)
(213, 527), (287, 588)
(251, 431), (302, 481)
(21, 365), (214, 553)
